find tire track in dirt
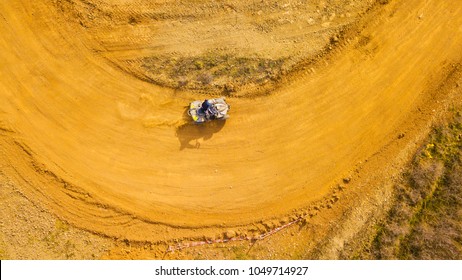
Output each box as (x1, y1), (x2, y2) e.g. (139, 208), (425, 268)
(1, 0), (462, 243)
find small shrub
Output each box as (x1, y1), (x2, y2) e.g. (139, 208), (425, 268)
(196, 73), (214, 85)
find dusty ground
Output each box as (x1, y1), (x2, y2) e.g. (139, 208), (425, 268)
(1, 0), (462, 259)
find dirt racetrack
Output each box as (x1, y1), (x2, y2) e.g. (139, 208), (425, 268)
(2, 0), (462, 257)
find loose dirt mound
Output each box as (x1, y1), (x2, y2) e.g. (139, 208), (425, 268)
(1, 0), (462, 253)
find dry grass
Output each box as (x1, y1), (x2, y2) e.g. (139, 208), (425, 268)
(134, 54), (285, 94)
(349, 110), (462, 259)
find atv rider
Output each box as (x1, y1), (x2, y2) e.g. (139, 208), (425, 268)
(199, 99), (228, 120)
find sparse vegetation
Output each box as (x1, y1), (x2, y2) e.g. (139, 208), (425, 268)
(350, 110), (462, 259)
(41, 220), (77, 259)
(230, 245), (251, 260)
(44, 220), (69, 248)
(134, 54), (285, 94)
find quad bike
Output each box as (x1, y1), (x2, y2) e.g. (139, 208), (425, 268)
(187, 97), (230, 123)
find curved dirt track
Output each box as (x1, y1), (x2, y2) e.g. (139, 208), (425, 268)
(2, 0), (462, 243)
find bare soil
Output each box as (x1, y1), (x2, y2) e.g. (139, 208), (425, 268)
(1, 0), (462, 259)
